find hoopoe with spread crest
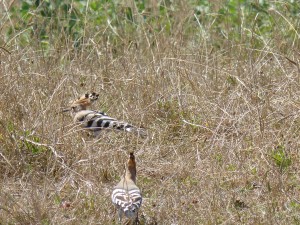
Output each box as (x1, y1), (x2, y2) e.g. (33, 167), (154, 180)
(111, 152), (142, 224)
(63, 92), (146, 137)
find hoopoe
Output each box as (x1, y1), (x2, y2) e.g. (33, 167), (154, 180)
(63, 93), (146, 137)
(111, 152), (142, 224)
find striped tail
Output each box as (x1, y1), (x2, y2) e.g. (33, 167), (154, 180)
(111, 188), (142, 219)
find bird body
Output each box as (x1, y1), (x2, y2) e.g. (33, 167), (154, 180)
(111, 153), (142, 224)
(63, 93), (146, 137)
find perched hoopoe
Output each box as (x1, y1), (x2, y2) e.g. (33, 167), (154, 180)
(111, 152), (142, 224)
(63, 93), (146, 137)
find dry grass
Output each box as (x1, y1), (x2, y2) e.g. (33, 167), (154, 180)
(1, 1), (300, 224)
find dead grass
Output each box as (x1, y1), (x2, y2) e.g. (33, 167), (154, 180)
(1, 2), (300, 225)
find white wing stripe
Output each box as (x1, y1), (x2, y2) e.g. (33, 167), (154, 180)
(111, 188), (142, 213)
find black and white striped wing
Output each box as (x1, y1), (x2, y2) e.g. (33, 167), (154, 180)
(85, 115), (117, 130)
(81, 114), (134, 132)
(111, 188), (142, 218)
(75, 110), (147, 137)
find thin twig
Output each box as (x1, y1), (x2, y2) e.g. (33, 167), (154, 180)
(0, 46), (11, 54)
(0, 151), (15, 171)
(182, 119), (214, 133)
(19, 136), (63, 159)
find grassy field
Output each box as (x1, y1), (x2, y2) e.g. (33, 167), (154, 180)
(1, 1), (300, 224)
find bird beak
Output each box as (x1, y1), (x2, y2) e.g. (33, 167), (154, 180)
(62, 108), (71, 113)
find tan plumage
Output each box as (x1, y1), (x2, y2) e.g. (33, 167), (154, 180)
(63, 92), (99, 113)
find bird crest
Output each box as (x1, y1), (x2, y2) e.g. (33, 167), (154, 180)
(63, 92), (99, 112)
